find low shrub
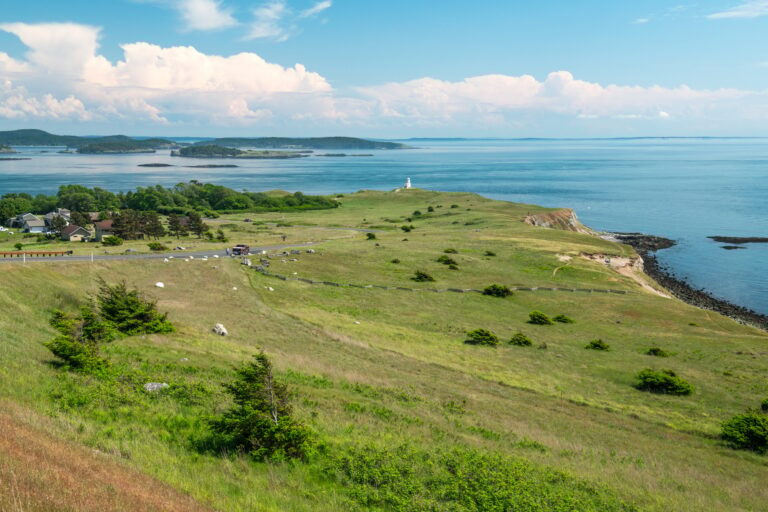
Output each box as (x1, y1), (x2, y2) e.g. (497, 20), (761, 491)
(101, 236), (123, 246)
(400, 225), (413, 233)
(13, 242), (23, 251)
(411, 270), (435, 282)
(448, 264), (459, 270)
(585, 339), (610, 351)
(390, 258), (400, 264)
(366, 232), (377, 240)
(509, 332), (533, 346)
(96, 280), (174, 335)
(553, 314), (574, 324)
(528, 311), (553, 325)
(44, 307), (115, 373)
(484, 250), (496, 256)
(761, 398), (768, 413)
(634, 368), (693, 395)
(721, 411), (768, 453)
(645, 347), (670, 357)
(147, 242), (168, 251)
(465, 329), (499, 346)
(436, 255), (457, 265)
(482, 284), (512, 298)
(413, 210), (422, 216)
(444, 248), (458, 254)
(427, 206), (434, 212)
(450, 204), (459, 208)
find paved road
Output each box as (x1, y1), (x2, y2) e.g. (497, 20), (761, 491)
(0, 242), (317, 264)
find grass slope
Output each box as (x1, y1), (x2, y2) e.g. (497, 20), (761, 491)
(0, 189), (766, 511)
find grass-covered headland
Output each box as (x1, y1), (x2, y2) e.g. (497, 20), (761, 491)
(1, 188), (767, 511)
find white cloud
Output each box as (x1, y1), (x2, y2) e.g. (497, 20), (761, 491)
(632, 17), (650, 24)
(0, 80), (92, 120)
(246, 1), (291, 41)
(300, 0), (332, 18)
(175, 0), (237, 30)
(708, 1), (768, 19)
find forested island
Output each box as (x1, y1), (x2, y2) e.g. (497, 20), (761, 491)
(172, 145), (309, 159)
(193, 136), (408, 150)
(0, 129), (178, 151)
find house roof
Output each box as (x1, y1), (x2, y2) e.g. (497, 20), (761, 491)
(24, 219), (45, 227)
(62, 224), (89, 236)
(19, 213), (38, 221)
(94, 219), (113, 229)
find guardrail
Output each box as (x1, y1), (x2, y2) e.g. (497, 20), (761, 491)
(0, 250), (73, 258)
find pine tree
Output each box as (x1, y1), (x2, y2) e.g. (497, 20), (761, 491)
(143, 211), (166, 240)
(167, 213), (182, 238)
(187, 211), (209, 238)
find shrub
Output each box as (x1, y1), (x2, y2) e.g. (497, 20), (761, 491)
(448, 264), (459, 270)
(484, 250), (496, 256)
(427, 206), (434, 212)
(390, 258), (400, 264)
(101, 235), (123, 246)
(444, 248), (458, 254)
(95, 280), (174, 335)
(645, 347), (670, 357)
(585, 339), (610, 351)
(450, 204), (459, 208)
(509, 332), (533, 347)
(721, 411), (768, 453)
(44, 307), (115, 372)
(761, 398), (768, 413)
(634, 369), (693, 395)
(553, 314), (574, 323)
(411, 270), (435, 282)
(208, 353), (314, 461)
(366, 232), (377, 240)
(436, 255), (457, 265)
(13, 242), (23, 251)
(465, 329), (499, 346)
(482, 284), (512, 298)
(401, 225), (413, 233)
(528, 311), (553, 325)
(147, 242), (168, 251)
(413, 210), (422, 216)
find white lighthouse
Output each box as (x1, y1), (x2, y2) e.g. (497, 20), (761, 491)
(404, 177), (412, 189)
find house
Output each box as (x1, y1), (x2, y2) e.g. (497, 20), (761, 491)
(20, 214), (46, 233)
(61, 224), (91, 242)
(8, 212), (37, 229)
(94, 219), (114, 241)
(44, 208), (71, 228)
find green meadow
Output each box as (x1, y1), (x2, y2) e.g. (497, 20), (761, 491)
(1, 189), (766, 511)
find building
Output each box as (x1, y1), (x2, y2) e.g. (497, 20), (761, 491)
(61, 224), (91, 242)
(19, 214), (46, 233)
(94, 219), (114, 241)
(405, 177), (412, 189)
(44, 208), (71, 228)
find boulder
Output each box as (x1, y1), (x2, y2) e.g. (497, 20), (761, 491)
(155, 282), (165, 288)
(144, 382), (169, 392)
(212, 323), (228, 336)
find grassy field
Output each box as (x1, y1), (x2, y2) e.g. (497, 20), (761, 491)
(1, 189), (766, 511)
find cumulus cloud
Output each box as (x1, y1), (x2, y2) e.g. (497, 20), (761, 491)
(708, 0), (768, 19)
(175, 0), (237, 30)
(0, 80), (92, 120)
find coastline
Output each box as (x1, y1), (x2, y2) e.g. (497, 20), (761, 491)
(609, 232), (768, 331)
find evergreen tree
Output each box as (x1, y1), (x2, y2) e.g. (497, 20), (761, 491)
(143, 211), (166, 240)
(167, 213), (182, 238)
(50, 215), (68, 235)
(187, 211), (209, 238)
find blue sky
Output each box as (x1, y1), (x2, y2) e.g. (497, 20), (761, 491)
(0, 0), (767, 137)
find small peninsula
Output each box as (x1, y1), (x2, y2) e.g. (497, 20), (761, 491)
(0, 144), (16, 154)
(193, 136), (409, 150)
(172, 145), (308, 159)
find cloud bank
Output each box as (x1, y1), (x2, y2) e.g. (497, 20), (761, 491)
(708, 1), (768, 19)
(1, 22), (767, 134)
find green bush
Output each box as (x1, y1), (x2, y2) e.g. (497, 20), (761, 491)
(436, 255), (457, 265)
(484, 250), (496, 256)
(553, 314), (574, 324)
(721, 411), (768, 453)
(427, 206), (434, 212)
(44, 307), (114, 373)
(147, 242), (168, 251)
(528, 311), (553, 325)
(411, 270), (435, 282)
(13, 242), (23, 251)
(585, 339), (610, 351)
(400, 225), (413, 232)
(448, 264), (459, 270)
(412, 210), (422, 216)
(482, 284), (512, 298)
(390, 258), (400, 264)
(465, 329), (499, 346)
(634, 369), (693, 395)
(444, 248), (458, 254)
(645, 347), (670, 357)
(95, 280), (174, 335)
(509, 332), (533, 347)
(208, 353), (314, 461)
(101, 235), (123, 246)
(761, 398), (768, 413)
(450, 204), (459, 208)
(366, 232), (377, 240)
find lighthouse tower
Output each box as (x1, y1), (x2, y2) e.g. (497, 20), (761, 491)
(405, 177), (412, 189)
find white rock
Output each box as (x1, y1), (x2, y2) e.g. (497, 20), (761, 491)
(232, 287), (238, 291)
(212, 323), (228, 336)
(155, 282), (165, 288)
(267, 286), (274, 291)
(213, 255), (220, 259)
(143, 382), (169, 392)
(354, 321), (361, 325)
(163, 258), (169, 263)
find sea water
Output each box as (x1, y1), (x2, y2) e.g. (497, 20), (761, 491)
(1, 138), (766, 314)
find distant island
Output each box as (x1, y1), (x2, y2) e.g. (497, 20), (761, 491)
(318, 153), (374, 157)
(172, 145), (309, 159)
(193, 136), (408, 150)
(0, 144), (16, 154)
(0, 129), (179, 151)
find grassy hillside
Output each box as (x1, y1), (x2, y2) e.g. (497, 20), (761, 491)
(1, 189), (766, 511)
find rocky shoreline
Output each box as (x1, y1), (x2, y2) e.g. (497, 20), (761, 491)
(609, 232), (768, 331)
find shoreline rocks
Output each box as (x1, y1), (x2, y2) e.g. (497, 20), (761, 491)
(610, 232), (768, 331)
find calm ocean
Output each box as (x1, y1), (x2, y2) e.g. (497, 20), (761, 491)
(1, 138), (766, 314)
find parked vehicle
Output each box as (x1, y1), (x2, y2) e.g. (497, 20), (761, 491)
(231, 244), (250, 256)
